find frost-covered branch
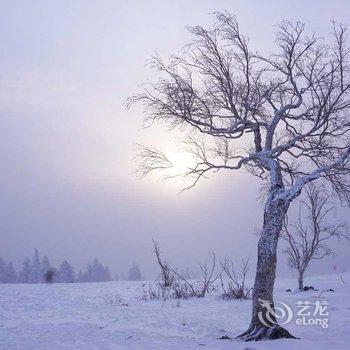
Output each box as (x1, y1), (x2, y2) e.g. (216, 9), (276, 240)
(130, 13), (350, 198)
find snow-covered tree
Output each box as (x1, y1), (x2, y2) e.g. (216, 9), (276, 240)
(127, 262), (143, 281)
(57, 261), (75, 283)
(76, 259), (112, 282)
(4, 262), (17, 283)
(30, 249), (42, 283)
(0, 259), (17, 283)
(76, 270), (85, 282)
(131, 12), (350, 340)
(282, 183), (348, 290)
(0, 258), (6, 283)
(89, 259), (111, 282)
(103, 266), (112, 282)
(19, 257), (31, 283)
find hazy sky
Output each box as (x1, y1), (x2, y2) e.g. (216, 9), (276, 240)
(1, 0), (350, 279)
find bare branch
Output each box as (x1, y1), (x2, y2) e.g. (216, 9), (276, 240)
(130, 13), (350, 200)
(135, 144), (173, 178)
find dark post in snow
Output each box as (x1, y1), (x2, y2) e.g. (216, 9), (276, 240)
(129, 12), (350, 340)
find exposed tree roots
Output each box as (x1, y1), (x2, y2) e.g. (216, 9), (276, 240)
(237, 324), (298, 341)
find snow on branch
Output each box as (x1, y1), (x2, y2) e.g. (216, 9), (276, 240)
(130, 12), (350, 199)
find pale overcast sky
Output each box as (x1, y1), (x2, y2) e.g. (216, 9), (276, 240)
(1, 0), (349, 278)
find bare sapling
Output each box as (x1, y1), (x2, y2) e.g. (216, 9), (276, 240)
(198, 252), (221, 297)
(152, 239), (175, 287)
(281, 183), (348, 291)
(220, 258), (252, 300)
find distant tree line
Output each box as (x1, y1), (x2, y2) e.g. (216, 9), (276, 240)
(76, 258), (111, 283)
(0, 249), (144, 283)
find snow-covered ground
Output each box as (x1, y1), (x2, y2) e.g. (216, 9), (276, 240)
(1, 273), (349, 349)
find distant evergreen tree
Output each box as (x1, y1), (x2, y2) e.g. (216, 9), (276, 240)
(103, 266), (112, 282)
(76, 270), (85, 283)
(30, 249), (42, 283)
(91, 259), (101, 281)
(20, 257), (31, 283)
(0, 259), (17, 283)
(86, 261), (95, 281)
(0, 258), (6, 283)
(57, 261), (75, 283)
(127, 262), (143, 281)
(76, 259), (112, 282)
(89, 259), (112, 282)
(76, 265), (91, 282)
(5, 262), (17, 283)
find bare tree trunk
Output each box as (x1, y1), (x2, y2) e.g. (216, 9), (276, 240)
(238, 190), (297, 341)
(298, 269), (304, 291)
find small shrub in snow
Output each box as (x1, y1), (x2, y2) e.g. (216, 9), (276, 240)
(151, 242), (220, 300)
(219, 258), (251, 300)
